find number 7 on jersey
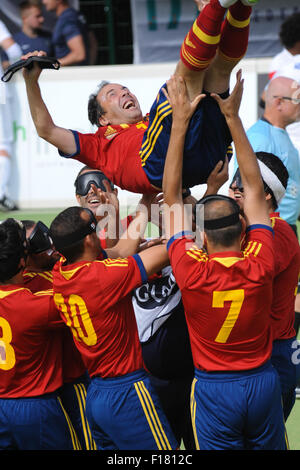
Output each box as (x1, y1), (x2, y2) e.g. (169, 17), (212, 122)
(213, 289), (245, 343)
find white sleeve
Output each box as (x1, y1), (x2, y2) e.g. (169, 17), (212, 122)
(4, 43), (22, 62)
(0, 20), (11, 43)
(0, 21), (22, 61)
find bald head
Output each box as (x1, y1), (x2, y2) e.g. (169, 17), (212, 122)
(265, 77), (299, 104)
(264, 76), (300, 128)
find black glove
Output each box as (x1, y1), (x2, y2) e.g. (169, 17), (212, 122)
(1, 55), (60, 82)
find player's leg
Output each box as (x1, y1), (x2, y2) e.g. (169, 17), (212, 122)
(0, 400), (14, 449)
(270, 338), (299, 422)
(191, 373), (245, 450)
(9, 395), (80, 450)
(0, 94), (18, 211)
(117, 373), (178, 450)
(58, 373), (97, 450)
(203, 0), (254, 94)
(245, 362), (288, 450)
(175, 0), (237, 100)
(88, 371), (178, 450)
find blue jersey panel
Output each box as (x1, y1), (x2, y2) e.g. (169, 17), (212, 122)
(141, 86), (232, 189)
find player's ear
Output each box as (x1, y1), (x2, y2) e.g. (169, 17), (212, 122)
(99, 115), (109, 126)
(265, 193), (272, 202)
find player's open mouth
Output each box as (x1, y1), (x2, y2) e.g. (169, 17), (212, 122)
(122, 100), (136, 110)
(88, 198), (101, 206)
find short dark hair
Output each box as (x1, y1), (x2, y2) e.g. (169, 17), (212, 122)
(279, 13), (300, 49)
(49, 207), (89, 263)
(88, 81), (110, 127)
(19, 0), (42, 13)
(0, 219), (27, 282)
(201, 198), (242, 247)
(256, 151), (289, 210)
(76, 165), (95, 178)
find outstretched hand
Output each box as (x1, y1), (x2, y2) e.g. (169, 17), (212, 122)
(22, 50), (47, 81)
(211, 69), (244, 120)
(206, 156), (229, 194)
(162, 75), (206, 125)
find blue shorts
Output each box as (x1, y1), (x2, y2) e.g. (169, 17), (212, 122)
(140, 85), (232, 189)
(85, 369), (178, 450)
(58, 372), (96, 450)
(191, 362), (288, 450)
(0, 392), (77, 450)
(271, 337), (300, 421)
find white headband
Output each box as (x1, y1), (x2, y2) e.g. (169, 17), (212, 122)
(257, 160), (286, 204)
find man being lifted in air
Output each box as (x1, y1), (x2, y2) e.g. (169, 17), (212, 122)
(22, 0), (256, 194)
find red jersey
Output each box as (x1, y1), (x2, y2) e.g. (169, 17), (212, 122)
(52, 254), (147, 378)
(23, 269), (53, 291)
(0, 284), (65, 397)
(167, 226), (275, 372)
(269, 213), (300, 340)
(67, 120), (154, 194)
(23, 269), (87, 384)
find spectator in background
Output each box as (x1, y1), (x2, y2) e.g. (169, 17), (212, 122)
(42, 0), (90, 66)
(269, 13), (300, 81)
(245, 76), (300, 234)
(268, 13), (300, 164)
(0, 20), (22, 211)
(1, 1), (53, 62)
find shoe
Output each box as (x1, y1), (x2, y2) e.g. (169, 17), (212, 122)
(0, 195), (19, 211)
(240, 0), (259, 5)
(296, 387), (300, 399)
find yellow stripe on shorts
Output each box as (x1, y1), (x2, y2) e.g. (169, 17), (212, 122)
(57, 396), (82, 450)
(134, 380), (172, 450)
(190, 378), (200, 450)
(74, 383), (97, 450)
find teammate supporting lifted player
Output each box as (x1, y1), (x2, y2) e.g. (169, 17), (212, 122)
(21, 0), (256, 193)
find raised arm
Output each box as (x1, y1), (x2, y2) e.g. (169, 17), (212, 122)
(104, 193), (157, 259)
(22, 51), (77, 155)
(211, 70), (271, 227)
(162, 75), (205, 240)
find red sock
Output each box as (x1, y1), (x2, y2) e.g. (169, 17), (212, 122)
(180, 0), (226, 71)
(219, 1), (252, 61)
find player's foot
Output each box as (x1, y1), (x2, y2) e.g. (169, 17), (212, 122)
(0, 195), (19, 211)
(218, 0), (238, 8)
(240, 0), (259, 5)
